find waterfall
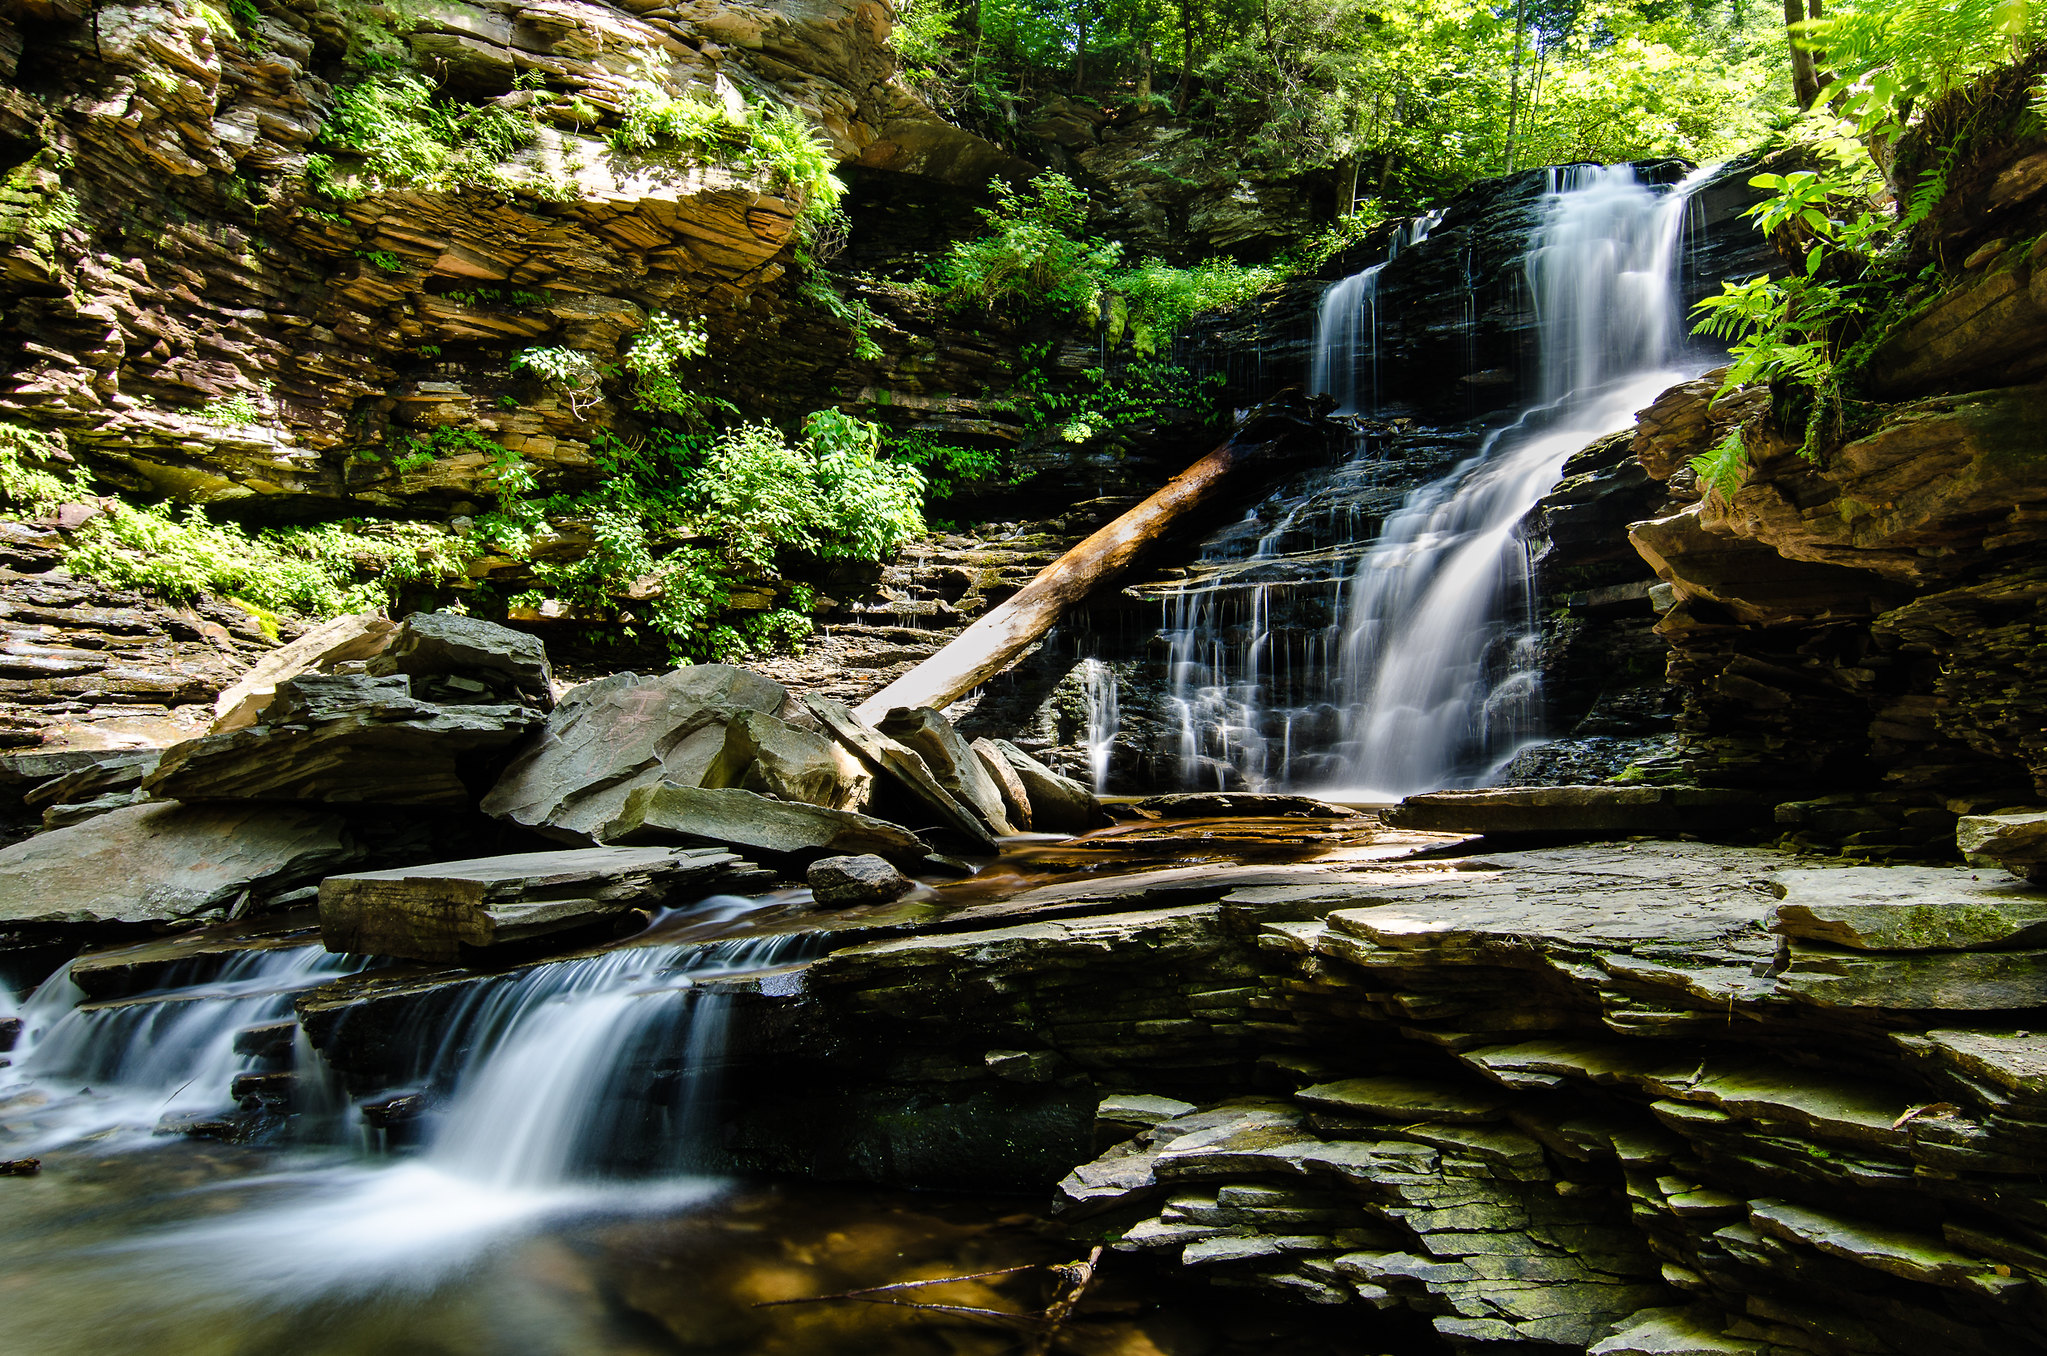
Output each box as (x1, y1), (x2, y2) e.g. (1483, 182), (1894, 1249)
(1164, 163), (1711, 797)
(1, 948), (368, 1151)
(1331, 164), (1706, 797)
(1079, 657), (1121, 793)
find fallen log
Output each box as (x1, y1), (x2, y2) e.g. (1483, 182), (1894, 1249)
(854, 390), (1336, 724)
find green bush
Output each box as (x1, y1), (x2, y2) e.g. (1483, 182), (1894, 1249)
(0, 425), (86, 515)
(308, 73), (539, 200)
(935, 172), (1123, 319)
(610, 87), (843, 225)
(65, 502), (470, 617)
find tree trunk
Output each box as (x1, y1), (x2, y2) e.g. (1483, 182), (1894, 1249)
(1074, 11), (1089, 91)
(1176, 0), (1193, 113)
(1504, 0), (1527, 171)
(1786, 0), (1819, 106)
(853, 393), (1335, 724)
(1138, 33), (1154, 104)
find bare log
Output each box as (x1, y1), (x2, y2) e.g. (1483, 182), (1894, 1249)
(854, 391), (1334, 724)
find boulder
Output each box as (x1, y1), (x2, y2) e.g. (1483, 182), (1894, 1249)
(481, 667), (789, 843)
(21, 749), (159, 809)
(602, 784), (932, 865)
(971, 737), (1032, 831)
(318, 845), (757, 962)
(366, 611), (553, 707)
(1383, 785), (1771, 838)
(805, 696), (999, 851)
(989, 739), (1102, 835)
(737, 710), (873, 811)
(878, 706), (1016, 835)
(1772, 865), (2047, 950)
(807, 853), (914, 905)
(1956, 808), (2047, 882)
(1136, 792), (1359, 820)
(211, 612), (400, 732)
(145, 673), (545, 806)
(0, 801), (359, 926)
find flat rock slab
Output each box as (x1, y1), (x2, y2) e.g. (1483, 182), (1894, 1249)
(989, 738), (1101, 836)
(1384, 785), (1770, 838)
(147, 673), (544, 806)
(319, 845), (752, 962)
(1957, 809), (2047, 879)
(603, 783), (933, 865)
(1137, 792), (1360, 820)
(1772, 865), (2047, 950)
(0, 802), (359, 926)
(1295, 1076), (1512, 1124)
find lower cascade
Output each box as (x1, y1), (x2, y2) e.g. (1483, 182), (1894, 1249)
(1167, 164), (1708, 797)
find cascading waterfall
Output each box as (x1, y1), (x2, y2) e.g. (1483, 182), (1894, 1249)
(1079, 657), (1121, 793)
(1332, 164), (1707, 797)
(1, 947), (369, 1151)
(1166, 163), (1710, 797)
(0, 902), (815, 1301)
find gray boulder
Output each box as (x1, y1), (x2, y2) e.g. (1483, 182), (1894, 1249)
(990, 739), (1102, 835)
(0, 801), (359, 925)
(736, 710), (872, 811)
(806, 696), (999, 852)
(367, 611), (553, 707)
(971, 738), (1032, 831)
(212, 612), (400, 732)
(145, 673), (544, 806)
(603, 784), (932, 865)
(807, 853), (915, 905)
(878, 707), (1016, 836)
(481, 666), (789, 844)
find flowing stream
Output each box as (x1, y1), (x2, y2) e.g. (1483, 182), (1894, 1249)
(1165, 163), (1711, 797)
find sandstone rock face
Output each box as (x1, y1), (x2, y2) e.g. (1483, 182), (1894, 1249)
(318, 845), (756, 962)
(1956, 809), (2047, 881)
(603, 783), (931, 864)
(145, 673), (545, 806)
(481, 666), (787, 843)
(0, 801), (356, 925)
(806, 853), (913, 905)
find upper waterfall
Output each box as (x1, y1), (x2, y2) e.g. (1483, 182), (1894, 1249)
(1161, 162), (1713, 798)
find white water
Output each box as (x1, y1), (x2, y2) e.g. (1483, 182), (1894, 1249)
(0, 900), (814, 1303)
(1166, 163), (1711, 797)
(0, 947), (367, 1153)
(1331, 164), (1706, 797)
(1079, 657), (1121, 793)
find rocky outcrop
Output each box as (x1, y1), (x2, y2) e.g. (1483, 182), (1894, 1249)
(602, 782), (932, 864)
(318, 844), (762, 961)
(0, 800), (356, 925)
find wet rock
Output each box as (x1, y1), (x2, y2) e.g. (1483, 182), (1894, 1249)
(0, 1157), (39, 1176)
(1956, 808), (2047, 882)
(482, 667), (787, 844)
(970, 737), (1032, 831)
(736, 710), (872, 812)
(806, 854), (913, 905)
(1771, 865), (2047, 950)
(989, 738), (1102, 835)
(0, 802), (357, 925)
(603, 784), (932, 866)
(877, 706), (1017, 835)
(145, 673), (545, 807)
(1383, 785), (1770, 838)
(1136, 792), (1360, 820)
(805, 696), (999, 852)
(319, 845), (754, 962)
(211, 612), (400, 732)
(233, 1019), (298, 1060)
(366, 612), (552, 708)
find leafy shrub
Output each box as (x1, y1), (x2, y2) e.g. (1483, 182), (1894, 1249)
(194, 390), (265, 427)
(935, 172), (1123, 318)
(0, 425), (85, 515)
(888, 430), (1001, 499)
(65, 503), (468, 616)
(510, 345), (606, 417)
(308, 73), (539, 200)
(623, 312), (724, 422)
(610, 87), (843, 225)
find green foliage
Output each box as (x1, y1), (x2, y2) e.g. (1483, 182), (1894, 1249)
(610, 86), (844, 224)
(309, 73), (540, 201)
(888, 430), (1002, 499)
(0, 155), (82, 262)
(0, 425), (87, 515)
(510, 344), (605, 417)
(194, 390), (266, 427)
(623, 311), (730, 425)
(358, 249), (406, 273)
(65, 502), (469, 616)
(1800, 0), (2034, 144)
(935, 173), (1123, 318)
